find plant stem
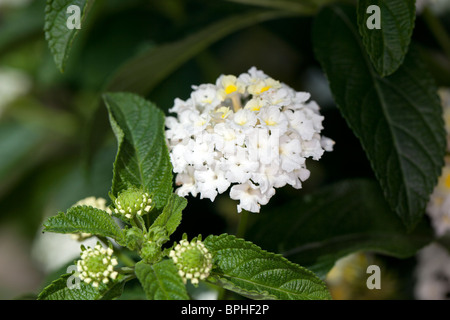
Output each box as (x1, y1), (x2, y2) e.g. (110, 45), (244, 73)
(231, 94), (242, 112)
(236, 210), (249, 239)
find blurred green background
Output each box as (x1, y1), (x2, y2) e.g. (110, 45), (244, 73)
(0, 0), (449, 300)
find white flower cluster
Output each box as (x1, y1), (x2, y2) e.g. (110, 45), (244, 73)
(169, 239), (213, 286)
(426, 156), (450, 236)
(77, 244), (119, 288)
(74, 196), (109, 211)
(165, 67), (333, 213)
(426, 89), (450, 236)
(415, 243), (450, 300)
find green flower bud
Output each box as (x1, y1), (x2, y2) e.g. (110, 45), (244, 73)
(148, 226), (169, 246)
(77, 244), (119, 288)
(124, 226), (145, 251)
(169, 238), (213, 286)
(140, 241), (162, 264)
(113, 188), (153, 220)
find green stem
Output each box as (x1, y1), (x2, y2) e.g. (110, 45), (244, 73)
(236, 210), (249, 239)
(422, 6), (450, 61)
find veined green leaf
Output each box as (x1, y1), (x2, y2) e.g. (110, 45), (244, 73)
(103, 92), (173, 209)
(204, 234), (331, 300)
(43, 205), (124, 244)
(357, 0), (416, 77)
(37, 273), (125, 300)
(247, 179), (434, 278)
(312, 5), (446, 230)
(135, 260), (189, 300)
(150, 194), (187, 237)
(106, 10), (296, 95)
(44, 0), (94, 72)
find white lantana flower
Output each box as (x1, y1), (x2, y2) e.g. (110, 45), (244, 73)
(165, 67), (334, 213)
(426, 89), (450, 236)
(415, 243), (450, 300)
(427, 156), (450, 237)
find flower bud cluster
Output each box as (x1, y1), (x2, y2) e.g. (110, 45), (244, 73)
(77, 244), (119, 288)
(113, 188), (153, 219)
(169, 239), (213, 286)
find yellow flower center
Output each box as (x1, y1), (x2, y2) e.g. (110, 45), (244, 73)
(216, 106), (232, 119)
(445, 173), (450, 189)
(264, 119), (277, 126)
(225, 84), (237, 95)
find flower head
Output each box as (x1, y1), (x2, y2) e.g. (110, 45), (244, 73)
(113, 188), (153, 220)
(77, 244), (119, 288)
(426, 89), (450, 236)
(169, 238), (213, 286)
(415, 243), (450, 300)
(166, 67), (334, 213)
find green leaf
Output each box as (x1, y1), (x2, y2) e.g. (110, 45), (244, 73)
(204, 234), (331, 300)
(312, 5), (446, 230)
(106, 10), (296, 95)
(43, 205), (124, 244)
(357, 0), (416, 76)
(247, 179), (434, 278)
(44, 0), (94, 72)
(150, 194), (187, 237)
(135, 260), (189, 300)
(37, 273), (124, 300)
(103, 92), (173, 209)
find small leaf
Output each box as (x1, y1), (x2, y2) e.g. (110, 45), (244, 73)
(37, 273), (123, 300)
(43, 205), (124, 244)
(135, 260), (189, 300)
(103, 92), (173, 209)
(150, 194), (187, 237)
(44, 0), (94, 72)
(357, 0), (416, 76)
(204, 234), (331, 300)
(247, 179), (434, 278)
(312, 5), (446, 230)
